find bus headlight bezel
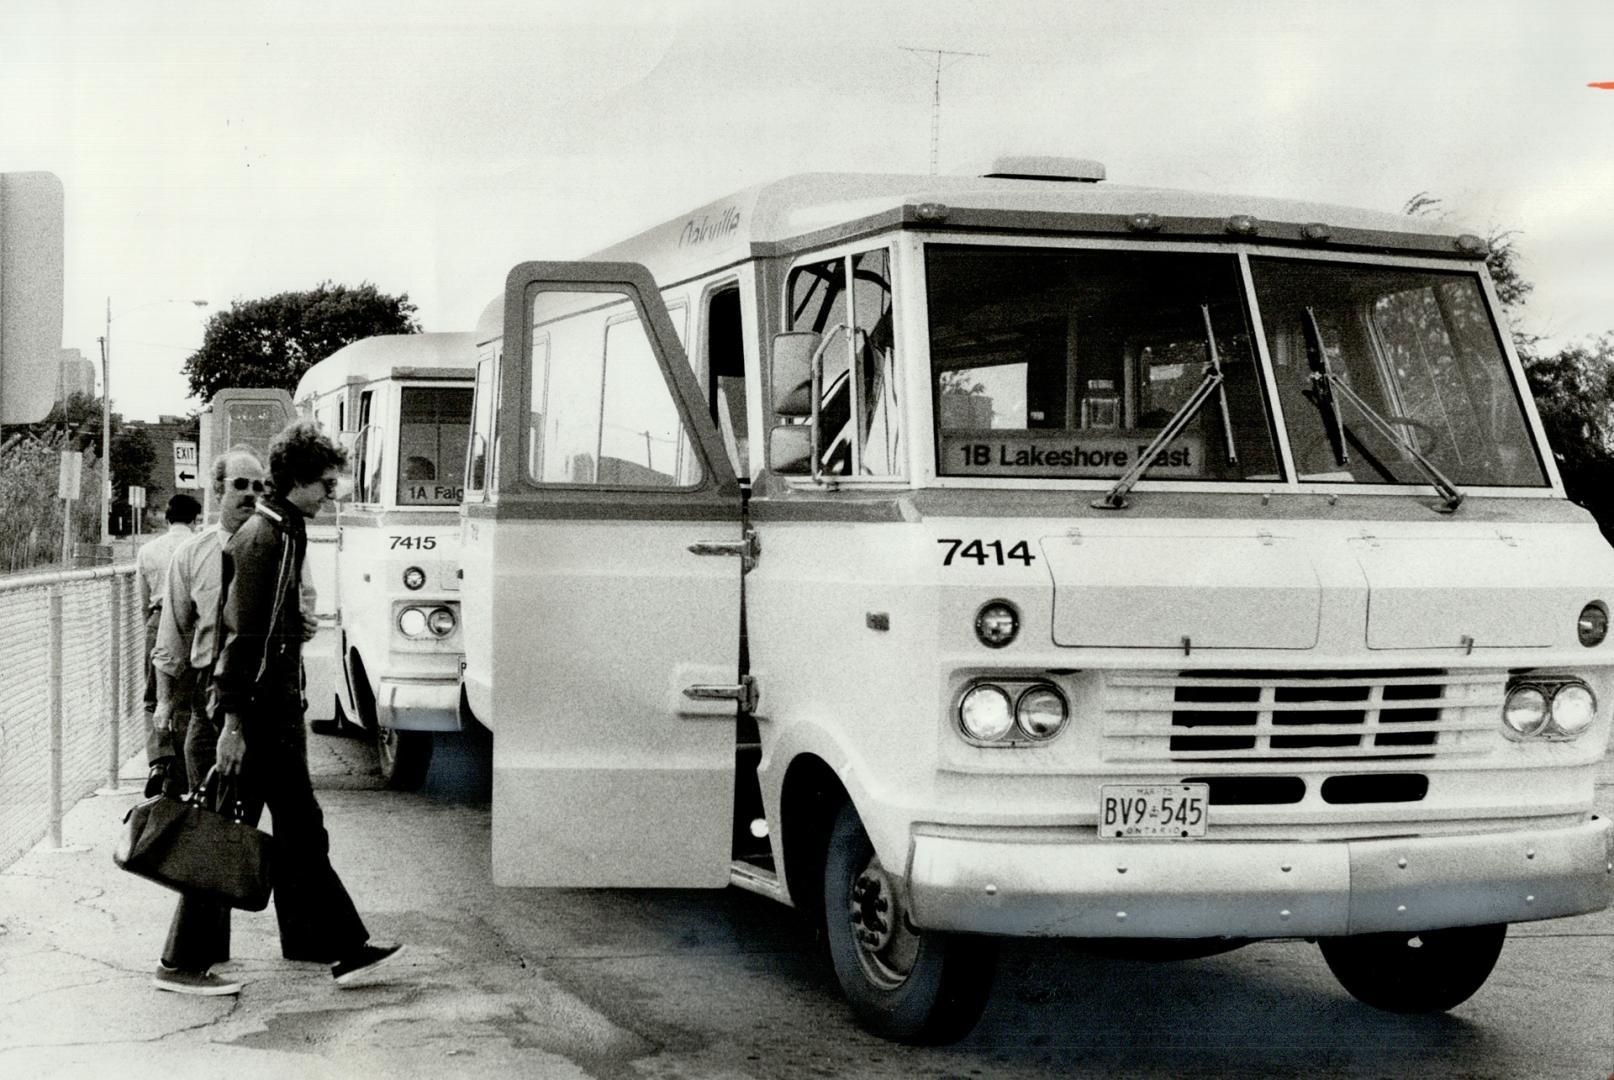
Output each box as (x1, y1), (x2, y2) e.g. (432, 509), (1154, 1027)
(402, 566), (426, 591)
(1502, 677), (1598, 741)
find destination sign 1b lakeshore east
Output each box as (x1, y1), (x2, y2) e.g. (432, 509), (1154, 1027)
(941, 433), (1204, 478)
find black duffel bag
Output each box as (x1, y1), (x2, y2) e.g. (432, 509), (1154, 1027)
(114, 767), (273, 911)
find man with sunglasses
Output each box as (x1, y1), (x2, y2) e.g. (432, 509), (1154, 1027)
(149, 445), (269, 994)
(204, 420), (403, 990)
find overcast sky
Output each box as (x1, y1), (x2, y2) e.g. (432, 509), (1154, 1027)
(3, 0), (1611, 420)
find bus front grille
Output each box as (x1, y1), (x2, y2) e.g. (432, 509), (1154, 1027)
(1101, 669), (1502, 762)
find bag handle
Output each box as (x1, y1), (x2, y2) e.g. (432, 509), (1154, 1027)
(186, 766), (249, 822)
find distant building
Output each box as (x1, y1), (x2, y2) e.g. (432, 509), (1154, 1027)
(55, 348), (94, 400)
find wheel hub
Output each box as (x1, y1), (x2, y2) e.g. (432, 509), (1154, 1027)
(847, 856), (921, 988)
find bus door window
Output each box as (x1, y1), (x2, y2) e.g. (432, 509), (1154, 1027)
(705, 284), (748, 480)
(397, 385), (472, 505)
(468, 355), (495, 496)
(353, 389), (385, 503)
(528, 294), (700, 488)
(784, 247), (901, 477)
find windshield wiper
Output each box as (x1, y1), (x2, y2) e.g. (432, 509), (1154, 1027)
(1094, 304), (1235, 510)
(1301, 307), (1464, 513)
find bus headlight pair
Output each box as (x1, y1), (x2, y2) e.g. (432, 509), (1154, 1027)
(398, 604), (456, 639)
(958, 681), (1068, 745)
(1502, 678), (1597, 740)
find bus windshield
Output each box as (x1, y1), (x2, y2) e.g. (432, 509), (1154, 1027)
(1248, 257), (1547, 488)
(927, 245), (1282, 481)
(397, 385), (473, 505)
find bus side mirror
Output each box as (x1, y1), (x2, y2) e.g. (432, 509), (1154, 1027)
(771, 331), (819, 418)
(768, 424), (812, 475)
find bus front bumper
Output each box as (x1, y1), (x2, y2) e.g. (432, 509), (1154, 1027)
(907, 816), (1613, 938)
(374, 675), (462, 732)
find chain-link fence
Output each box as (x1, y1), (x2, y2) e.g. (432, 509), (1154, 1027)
(0, 564), (144, 869)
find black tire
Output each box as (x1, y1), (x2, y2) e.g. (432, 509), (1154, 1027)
(376, 726), (432, 791)
(349, 652), (431, 791)
(821, 801), (996, 1044)
(1319, 923), (1507, 1013)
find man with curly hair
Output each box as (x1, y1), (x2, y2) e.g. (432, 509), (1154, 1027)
(162, 419), (404, 994)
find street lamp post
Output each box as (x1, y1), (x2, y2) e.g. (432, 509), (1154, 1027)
(100, 297), (209, 545)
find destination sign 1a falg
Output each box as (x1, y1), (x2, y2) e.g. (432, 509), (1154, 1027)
(941, 433), (1204, 478)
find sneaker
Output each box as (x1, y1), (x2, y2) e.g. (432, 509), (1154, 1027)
(332, 941), (405, 986)
(152, 963), (241, 996)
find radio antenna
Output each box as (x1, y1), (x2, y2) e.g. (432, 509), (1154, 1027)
(900, 47), (988, 174)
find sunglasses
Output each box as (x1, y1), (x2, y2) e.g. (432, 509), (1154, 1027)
(230, 477), (266, 493)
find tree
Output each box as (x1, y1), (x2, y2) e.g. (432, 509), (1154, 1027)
(182, 281), (420, 403)
(109, 426), (158, 523)
(1406, 192), (1614, 538)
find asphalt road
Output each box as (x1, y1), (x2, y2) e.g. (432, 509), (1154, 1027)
(2, 727), (1610, 1080)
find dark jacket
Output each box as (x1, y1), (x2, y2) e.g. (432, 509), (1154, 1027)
(213, 495), (306, 727)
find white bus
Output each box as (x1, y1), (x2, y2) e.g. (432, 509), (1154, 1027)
(294, 333), (476, 788)
(459, 159), (1614, 1043)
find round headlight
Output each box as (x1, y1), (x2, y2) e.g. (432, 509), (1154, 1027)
(426, 606), (457, 637)
(959, 684), (1014, 742)
(1016, 685), (1068, 740)
(1549, 683), (1597, 736)
(402, 566), (426, 591)
(1578, 602), (1608, 647)
(975, 601), (1020, 649)
(1502, 685), (1548, 737)
(398, 607), (428, 638)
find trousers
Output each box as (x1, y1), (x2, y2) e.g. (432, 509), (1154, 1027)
(162, 692), (369, 970)
(143, 608), (184, 780)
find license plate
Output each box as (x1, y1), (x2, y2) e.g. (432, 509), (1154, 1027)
(1099, 783), (1209, 838)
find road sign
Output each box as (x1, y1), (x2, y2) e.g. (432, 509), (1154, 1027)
(173, 439), (200, 488)
(57, 449), (82, 500)
(128, 485), (146, 509)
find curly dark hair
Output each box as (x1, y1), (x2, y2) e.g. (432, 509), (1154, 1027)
(268, 419), (348, 495)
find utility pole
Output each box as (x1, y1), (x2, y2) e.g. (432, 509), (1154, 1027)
(900, 47), (987, 174)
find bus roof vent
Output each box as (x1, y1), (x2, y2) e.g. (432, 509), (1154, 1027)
(980, 156), (1106, 183)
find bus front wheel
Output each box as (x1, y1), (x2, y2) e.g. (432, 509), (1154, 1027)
(1319, 923), (1507, 1013)
(821, 801), (996, 1044)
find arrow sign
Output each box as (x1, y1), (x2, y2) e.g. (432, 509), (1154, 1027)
(173, 440), (201, 488)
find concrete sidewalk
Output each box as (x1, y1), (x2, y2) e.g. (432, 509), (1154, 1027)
(0, 740), (474, 1080)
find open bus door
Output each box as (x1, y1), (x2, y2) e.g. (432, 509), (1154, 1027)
(484, 262), (744, 887)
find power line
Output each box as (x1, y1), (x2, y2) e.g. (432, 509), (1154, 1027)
(900, 47), (988, 174)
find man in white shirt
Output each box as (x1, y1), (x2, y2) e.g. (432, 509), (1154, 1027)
(136, 492), (201, 795)
(149, 444), (267, 996)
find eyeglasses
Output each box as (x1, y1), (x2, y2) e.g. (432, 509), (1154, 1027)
(230, 477), (266, 493)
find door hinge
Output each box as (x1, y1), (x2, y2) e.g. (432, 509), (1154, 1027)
(683, 674), (759, 713)
(688, 527), (760, 572)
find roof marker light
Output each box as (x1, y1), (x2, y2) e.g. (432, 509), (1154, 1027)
(1225, 214), (1260, 236)
(1126, 212), (1162, 233)
(1302, 222), (1332, 242)
(915, 202), (950, 222)
(1455, 233), (1489, 256)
